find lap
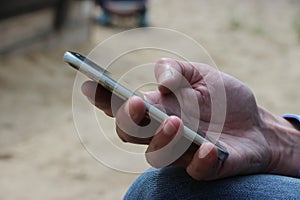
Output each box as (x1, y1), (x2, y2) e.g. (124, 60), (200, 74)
(124, 166), (300, 200)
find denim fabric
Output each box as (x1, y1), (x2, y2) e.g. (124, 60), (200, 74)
(282, 114), (300, 123)
(124, 167), (300, 200)
(282, 114), (300, 131)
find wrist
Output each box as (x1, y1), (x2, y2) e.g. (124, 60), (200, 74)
(259, 107), (300, 177)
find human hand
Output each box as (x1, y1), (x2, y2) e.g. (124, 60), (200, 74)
(82, 58), (300, 180)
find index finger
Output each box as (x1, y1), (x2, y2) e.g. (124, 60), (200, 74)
(81, 80), (123, 117)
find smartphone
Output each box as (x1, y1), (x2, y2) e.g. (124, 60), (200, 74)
(64, 51), (229, 161)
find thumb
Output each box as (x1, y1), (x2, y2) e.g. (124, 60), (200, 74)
(154, 58), (203, 94)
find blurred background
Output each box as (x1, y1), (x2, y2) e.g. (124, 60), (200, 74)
(0, 0), (300, 199)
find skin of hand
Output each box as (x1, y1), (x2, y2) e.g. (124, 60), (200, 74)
(81, 58), (300, 180)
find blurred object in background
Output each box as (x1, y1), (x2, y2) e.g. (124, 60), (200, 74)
(96, 0), (148, 27)
(0, 0), (93, 56)
(0, 0), (70, 31)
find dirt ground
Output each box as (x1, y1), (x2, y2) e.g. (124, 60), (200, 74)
(0, 0), (300, 199)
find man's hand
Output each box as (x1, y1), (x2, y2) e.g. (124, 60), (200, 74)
(82, 58), (300, 180)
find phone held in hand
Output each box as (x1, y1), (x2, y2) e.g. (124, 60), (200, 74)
(63, 51), (229, 161)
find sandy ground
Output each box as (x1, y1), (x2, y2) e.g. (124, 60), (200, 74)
(1, 0), (300, 199)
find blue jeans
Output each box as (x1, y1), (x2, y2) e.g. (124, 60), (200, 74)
(124, 166), (300, 200)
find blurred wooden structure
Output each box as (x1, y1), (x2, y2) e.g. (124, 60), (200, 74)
(0, 0), (70, 30)
(0, 0), (93, 55)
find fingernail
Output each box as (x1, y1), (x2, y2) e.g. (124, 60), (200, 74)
(141, 91), (148, 102)
(125, 98), (138, 121)
(124, 100), (130, 116)
(142, 91), (152, 103)
(87, 96), (95, 105)
(198, 143), (213, 159)
(158, 66), (173, 84)
(163, 119), (177, 136)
